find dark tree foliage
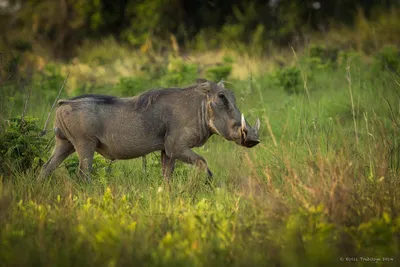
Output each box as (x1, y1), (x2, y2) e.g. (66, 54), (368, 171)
(0, 0), (398, 58)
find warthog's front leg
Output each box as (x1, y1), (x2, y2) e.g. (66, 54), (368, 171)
(166, 148), (213, 183)
(161, 150), (176, 182)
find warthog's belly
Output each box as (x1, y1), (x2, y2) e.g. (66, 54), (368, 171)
(96, 138), (164, 160)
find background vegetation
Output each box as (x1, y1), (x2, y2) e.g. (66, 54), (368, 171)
(1, 0), (400, 266)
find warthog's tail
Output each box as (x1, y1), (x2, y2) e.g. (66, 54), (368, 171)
(57, 99), (89, 106)
(57, 99), (68, 106)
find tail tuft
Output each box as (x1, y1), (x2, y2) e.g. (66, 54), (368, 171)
(57, 99), (67, 106)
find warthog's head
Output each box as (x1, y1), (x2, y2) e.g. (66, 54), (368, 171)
(197, 79), (260, 148)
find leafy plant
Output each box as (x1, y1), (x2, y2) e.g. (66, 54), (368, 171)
(113, 76), (151, 96)
(206, 64), (232, 82)
(337, 50), (362, 67)
(373, 45), (400, 73)
(160, 57), (198, 87)
(0, 116), (48, 175)
(309, 45), (339, 66)
(274, 66), (302, 94)
(35, 63), (66, 103)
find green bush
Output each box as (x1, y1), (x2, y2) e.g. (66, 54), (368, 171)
(113, 76), (151, 96)
(303, 57), (328, 72)
(206, 65), (232, 82)
(76, 37), (132, 65)
(73, 82), (96, 96)
(0, 116), (48, 176)
(337, 50), (362, 67)
(274, 66), (303, 94)
(309, 45), (339, 67)
(205, 55), (234, 82)
(301, 45), (341, 73)
(193, 29), (220, 51)
(373, 45), (400, 73)
(35, 63), (66, 103)
(160, 57), (198, 87)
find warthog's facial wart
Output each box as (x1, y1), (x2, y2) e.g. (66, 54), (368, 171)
(205, 80), (260, 148)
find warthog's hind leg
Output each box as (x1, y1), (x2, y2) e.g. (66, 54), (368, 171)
(75, 140), (97, 183)
(38, 138), (75, 180)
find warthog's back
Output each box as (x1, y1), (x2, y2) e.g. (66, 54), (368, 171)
(54, 94), (166, 160)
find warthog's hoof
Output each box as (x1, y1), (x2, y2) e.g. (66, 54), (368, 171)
(205, 168), (214, 187)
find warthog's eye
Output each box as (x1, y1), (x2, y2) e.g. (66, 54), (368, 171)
(217, 92), (228, 106)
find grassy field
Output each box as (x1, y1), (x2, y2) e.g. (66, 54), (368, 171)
(1, 45), (400, 266)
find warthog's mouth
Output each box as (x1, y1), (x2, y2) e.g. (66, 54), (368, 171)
(243, 138), (260, 148)
(240, 128), (260, 148)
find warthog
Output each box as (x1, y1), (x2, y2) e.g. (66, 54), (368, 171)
(39, 79), (260, 183)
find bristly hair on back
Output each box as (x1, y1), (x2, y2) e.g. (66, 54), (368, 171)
(57, 83), (203, 108)
(133, 85), (199, 111)
(133, 88), (176, 111)
(69, 94), (118, 103)
(57, 94), (118, 105)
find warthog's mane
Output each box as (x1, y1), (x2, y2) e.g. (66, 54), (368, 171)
(133, 85), (198, 111)
(58, 94), (118, 105)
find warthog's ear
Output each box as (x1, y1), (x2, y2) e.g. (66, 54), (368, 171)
(57, 99), (67, 106)
(217, 78), (225, 88)
(195, 80), (211, 95)
(196, 78), (209, 84)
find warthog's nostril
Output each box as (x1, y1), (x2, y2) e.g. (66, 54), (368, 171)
(246, 140), (260, 148)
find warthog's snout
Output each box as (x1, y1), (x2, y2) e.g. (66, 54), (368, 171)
(237, 113), (260, 148)
(242, 136), (260, 148)
(244, 139), (260, 148)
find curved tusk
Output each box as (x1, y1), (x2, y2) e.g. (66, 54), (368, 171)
(255, 118), (260, 132)
(241, 113), (246, 130)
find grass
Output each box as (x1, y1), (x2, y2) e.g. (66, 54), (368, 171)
(1, 44), (400, 266)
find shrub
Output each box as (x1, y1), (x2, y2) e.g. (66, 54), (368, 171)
(113, 76), (151, 96)
(35, 63), (66, 103)
(0, 116), (48, 176)
(274, 66), (302, 94)
(302, 45), (341, 72)
(309, 45), (339, 66)
(73, 82), (96, 96)
(193, 29), (220, 51)
(75, 37), (132, 65)
(160, 57), (198, 87)
(206, 65), (232, 82)
(337, 50), (362, 67)
(373, 45), (400, 73)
